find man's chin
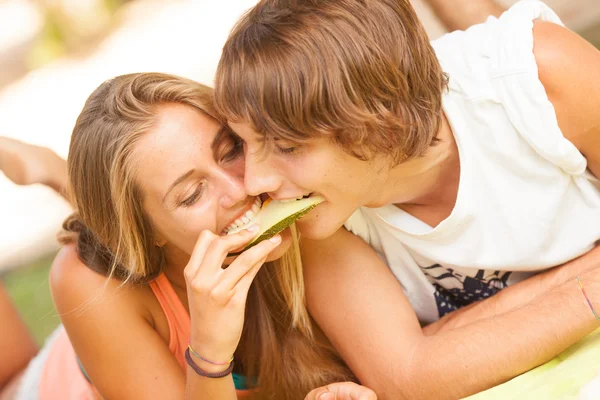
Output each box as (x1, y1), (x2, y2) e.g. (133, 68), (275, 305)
(265, 228), (292, 261)
(295, 217), (343, 241)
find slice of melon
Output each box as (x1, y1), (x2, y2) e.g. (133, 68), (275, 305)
(227, 195), (324, 255)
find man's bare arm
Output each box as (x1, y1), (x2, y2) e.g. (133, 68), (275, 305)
(303, 229), (600, 400)
(425, 244), (600, 335)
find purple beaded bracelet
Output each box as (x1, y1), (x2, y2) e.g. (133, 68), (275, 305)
(185, 348), (235, 378)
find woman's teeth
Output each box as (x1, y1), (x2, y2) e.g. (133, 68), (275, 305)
(223, 194), (314, 233)
(223, 197), (262, 233)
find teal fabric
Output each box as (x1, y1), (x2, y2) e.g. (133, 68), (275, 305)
(77, 357), (92, 383)
(233, 373), (249, 390)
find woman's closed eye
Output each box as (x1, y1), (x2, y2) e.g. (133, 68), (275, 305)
(179, 182), (205, 207)
(223, 140), (244, 162)
(219, 136), (244, 163)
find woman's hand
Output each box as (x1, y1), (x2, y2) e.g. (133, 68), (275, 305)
(305, 382), (377, 400)
(184, 226), (281, 371)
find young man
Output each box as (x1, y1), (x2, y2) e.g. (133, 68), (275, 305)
(214, 0), (600, 398)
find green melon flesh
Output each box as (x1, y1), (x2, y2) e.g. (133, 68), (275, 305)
(227, 196), (324, 255)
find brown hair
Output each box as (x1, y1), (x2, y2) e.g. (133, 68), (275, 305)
(59, 73), (353, 399)
(214, 0), (448, 165)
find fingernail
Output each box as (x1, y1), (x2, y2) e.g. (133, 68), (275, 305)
(269, 235), (281, 244)
(319, 394), (333, 400)
(246, 224), (260, 232)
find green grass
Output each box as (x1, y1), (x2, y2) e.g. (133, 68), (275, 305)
(2, 253), (61, 345)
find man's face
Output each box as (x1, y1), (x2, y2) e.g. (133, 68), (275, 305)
(228, 121), (391, 240)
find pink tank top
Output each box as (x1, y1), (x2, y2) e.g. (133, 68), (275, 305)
(38, 274), (251, 399)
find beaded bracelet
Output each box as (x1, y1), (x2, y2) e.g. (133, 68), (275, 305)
(577, 276), (600, 321)
(185, 348), (235, 378)
(188, 341), (234, 366)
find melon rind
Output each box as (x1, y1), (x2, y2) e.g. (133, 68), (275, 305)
(227, 196), (324, 256)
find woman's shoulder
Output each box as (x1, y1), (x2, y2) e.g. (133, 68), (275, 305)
(50, 244), (89, 285)
(47, 245), (183, 398)
(49, 244), (162, 330)
(49, 244), (120, 305)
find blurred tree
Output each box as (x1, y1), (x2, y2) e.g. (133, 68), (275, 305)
(30, 0), (130, 67)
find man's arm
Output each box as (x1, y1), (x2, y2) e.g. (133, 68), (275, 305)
(423, 0), (505, 32)
(424, 243), (600, 335)
(302, 229), (600, 400)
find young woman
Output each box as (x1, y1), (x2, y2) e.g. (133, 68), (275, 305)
(214, 0), (600, 398)
(0, 73), (379, 400)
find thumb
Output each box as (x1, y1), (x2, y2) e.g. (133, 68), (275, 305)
(319, 394), (335, 400)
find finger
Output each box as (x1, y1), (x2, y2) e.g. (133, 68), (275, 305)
(184, 230), (217, 282)
(304, 387), (332, 400)
(188, 225), (259, 277)
(228, 253), (268, 299)
(219, 235), (282, 291)
(325, 382), (377, 400)
(305, 382), (376, 400)
(197, 226), (262, 277)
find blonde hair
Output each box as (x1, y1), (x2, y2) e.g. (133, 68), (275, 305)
(60, 73), (354, 399)
(215, 0), (448, 165)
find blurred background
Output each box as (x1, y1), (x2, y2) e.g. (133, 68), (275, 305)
(1, 0), (599, 344)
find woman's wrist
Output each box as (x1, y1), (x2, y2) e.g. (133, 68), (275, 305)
(190, 358), (231, 374)
(188, 338), (234, 373)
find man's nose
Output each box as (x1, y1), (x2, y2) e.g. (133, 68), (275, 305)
(243, 151), (282, 197)
(218, 169), (246, 209)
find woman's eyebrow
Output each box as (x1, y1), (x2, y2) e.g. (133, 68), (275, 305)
(162, 169), (195, 205)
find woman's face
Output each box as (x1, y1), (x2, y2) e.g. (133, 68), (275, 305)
(132, 103), (292, 263)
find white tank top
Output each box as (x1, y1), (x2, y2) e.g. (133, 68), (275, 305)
(344, 1), (600, 324)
